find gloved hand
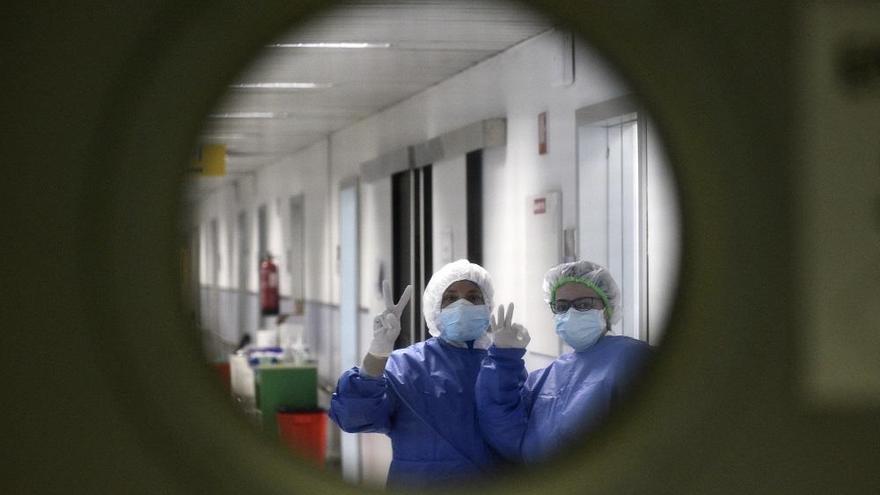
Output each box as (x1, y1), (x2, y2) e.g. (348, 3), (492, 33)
(367, 280), (413, 357)
(490, 302), (530, 349)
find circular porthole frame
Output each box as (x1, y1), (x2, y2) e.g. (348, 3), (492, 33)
(78, 1), (799, 494)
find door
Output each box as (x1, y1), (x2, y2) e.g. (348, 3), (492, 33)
(256, 204), (269, 328)
(391, 166), (432, 346)
(237, 211), (251, 340)
(577, 108), (644, 341)
(338, 179), (361, 483)
(257, 204), (268, 261)
(187, 228), (200, 329)
(208, 218), (222, 351)
(578, 98), (681, 345)
(606, 117), (641, 340)
(288, 196), (305, 315)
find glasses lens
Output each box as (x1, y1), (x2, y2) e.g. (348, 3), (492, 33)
(572, 297), (602, 311)
(553, 300), (571, 313)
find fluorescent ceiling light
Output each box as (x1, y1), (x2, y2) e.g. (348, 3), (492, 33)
(208, 112), (288, 119)
(208, 111), (355, 120)
(267, 42), (392, 49)
(200, 132), (251, 140)
(229, 82), (333, 89)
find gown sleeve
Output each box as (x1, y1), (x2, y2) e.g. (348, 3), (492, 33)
(328, 366), (397, 434)
(475, 345), (532, 462)
(610, 340), (653, 408)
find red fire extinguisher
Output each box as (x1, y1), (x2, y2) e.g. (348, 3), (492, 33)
(260, 254), (280, 316)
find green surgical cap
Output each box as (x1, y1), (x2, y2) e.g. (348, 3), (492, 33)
(542, 260), (622, 324)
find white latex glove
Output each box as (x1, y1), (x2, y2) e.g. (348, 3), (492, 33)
(368, 280), (413, 357)
(490, 302), (530, 349)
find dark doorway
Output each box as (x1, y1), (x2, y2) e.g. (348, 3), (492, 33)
(391, 166), (433, 347)
(466, 149), (484, 265)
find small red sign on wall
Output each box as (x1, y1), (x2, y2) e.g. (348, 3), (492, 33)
(534, 197), (546, 214)
(538, 111), (547, 155)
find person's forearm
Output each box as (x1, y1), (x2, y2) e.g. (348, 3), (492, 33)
(477, 350), (530, 462)
(361, 352), (388, 377)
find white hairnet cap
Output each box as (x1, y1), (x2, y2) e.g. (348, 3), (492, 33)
(423, 259), (494, 337)
(542, 260), (622, 324)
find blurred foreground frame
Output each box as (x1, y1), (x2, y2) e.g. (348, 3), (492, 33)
(0, 1), (879, 494)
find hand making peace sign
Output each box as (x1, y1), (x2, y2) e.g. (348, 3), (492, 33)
(367, 280), (413, 357)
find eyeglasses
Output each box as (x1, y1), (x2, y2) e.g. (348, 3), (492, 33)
(441, 293), (485, 307)
(550, 297), (605, 314)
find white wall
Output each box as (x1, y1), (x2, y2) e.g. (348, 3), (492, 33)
(191, 138), (332, 302)
(646, 119), (680, 345)
(431, 155), (469, 268)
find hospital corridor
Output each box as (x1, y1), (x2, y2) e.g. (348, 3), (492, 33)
(2, 0), (879, 494)
(184, 1), (679, 488)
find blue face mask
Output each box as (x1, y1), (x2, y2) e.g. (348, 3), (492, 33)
(554, 308), (606, 351)
(438, 299), (490, 342)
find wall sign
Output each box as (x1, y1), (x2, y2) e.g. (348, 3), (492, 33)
(191, 143), (226, 176)
(533, 197), (546, 214)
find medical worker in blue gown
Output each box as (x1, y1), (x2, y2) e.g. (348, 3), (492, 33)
(476, 260), (652, 463)
(329, 259), (503, 488)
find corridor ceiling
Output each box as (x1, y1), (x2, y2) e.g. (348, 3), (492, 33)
(193, 0), (552, 188)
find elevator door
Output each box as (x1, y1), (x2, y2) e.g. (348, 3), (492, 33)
(578, 115), (643, 341)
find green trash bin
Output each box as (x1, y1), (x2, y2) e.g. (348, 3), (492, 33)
(255, 364), (317, 439)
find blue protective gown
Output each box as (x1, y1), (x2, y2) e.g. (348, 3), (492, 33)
(475, 335), (651, 463)
(329, 337), (501, 489)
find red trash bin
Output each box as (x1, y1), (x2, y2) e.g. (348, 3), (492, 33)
(212, 362), (231, 393)
(276, 408), (327, 467)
